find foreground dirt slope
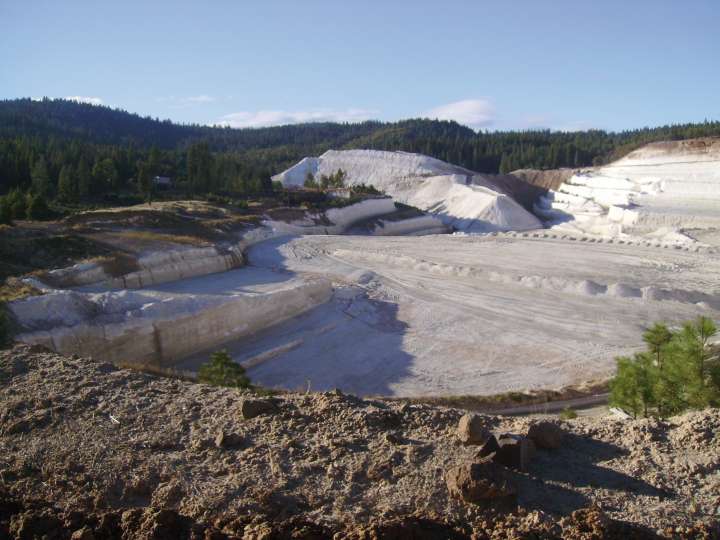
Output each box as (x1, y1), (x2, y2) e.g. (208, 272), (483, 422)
(1, 345), (718, 539)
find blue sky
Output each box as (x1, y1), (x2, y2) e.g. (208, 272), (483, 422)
(2, 0), (718, 131)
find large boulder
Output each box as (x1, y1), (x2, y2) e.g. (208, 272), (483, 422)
(457, 413), (492, 445)
(527, 421), (565, 449)
(445, 457), (516, 503)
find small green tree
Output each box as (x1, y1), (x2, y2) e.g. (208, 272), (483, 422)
(8, 189), (26, 219)
(26, 193), (51, 220)
(610, 317), (719, 418)
(31, 157), (51, 198)
(57, 165), (77, 203)
(197, 350), (250, 389)
(77, 158), (92, 199)
(610, 354), (656, 418)
(0, 196), (13, 225)
(304, 171), (318, 189)
(137, 162), (154, 203)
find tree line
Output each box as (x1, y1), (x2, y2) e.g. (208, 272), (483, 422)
(1, 98), (720, 218)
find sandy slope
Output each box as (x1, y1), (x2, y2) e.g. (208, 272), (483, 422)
(177, 233), (719, 397)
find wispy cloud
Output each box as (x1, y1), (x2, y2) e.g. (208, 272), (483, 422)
(65, 96), (104, 106)
(158, 95), (216, 107)
(424, 99), (495, 129)
(215, 108), (378, 128)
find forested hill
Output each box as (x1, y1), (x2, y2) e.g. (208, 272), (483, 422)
(1, 98), (719, 211)
(3, 98), (720, 174)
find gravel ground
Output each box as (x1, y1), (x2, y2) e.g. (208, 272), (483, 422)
(1, 345), (719, 538)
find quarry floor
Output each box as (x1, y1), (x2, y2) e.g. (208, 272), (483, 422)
(177, 233), (720, 397)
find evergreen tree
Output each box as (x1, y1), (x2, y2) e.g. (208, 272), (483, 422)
(77, 158), (92, 198)
(26, 193), (51, 220)
(31, 157), (51, 197)
(197, 350), (250, 389)
(92, 158), (118, 192)
(0, 196), (12, 225)
(137, 162), (154, 202)
(8, 189), (26, 219)
(57, 164), (77, 202)
(304, 171), (317, 189)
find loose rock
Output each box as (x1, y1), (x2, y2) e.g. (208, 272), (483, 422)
(445, 457), (517, 503)
(457, 413), (492, 445)
(527, 421), (565, 449)
(240, 398), (278, 419)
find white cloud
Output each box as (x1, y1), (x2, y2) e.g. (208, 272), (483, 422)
(157, 95), (216, 107)
(424, 99), (495, 129)
(185, 95), (215, 103)
(65, 96), (104, 106)
(215, 108), (378, 128)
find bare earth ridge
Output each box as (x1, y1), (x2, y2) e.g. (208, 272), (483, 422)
(1, 345), (718, 538)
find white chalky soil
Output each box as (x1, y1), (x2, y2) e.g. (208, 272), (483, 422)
(178, 233), (720, 397)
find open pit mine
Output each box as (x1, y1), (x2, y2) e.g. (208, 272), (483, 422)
(8, 140), (720, 397)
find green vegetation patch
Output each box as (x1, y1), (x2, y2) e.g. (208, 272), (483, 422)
(610, 317), (719, 418)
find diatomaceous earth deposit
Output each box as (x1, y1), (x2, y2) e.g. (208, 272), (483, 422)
(8, 141), (720, 398)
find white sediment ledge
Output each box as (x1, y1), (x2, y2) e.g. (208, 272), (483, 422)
(11, 270), (332, 366)
(536, 138), (720, 241)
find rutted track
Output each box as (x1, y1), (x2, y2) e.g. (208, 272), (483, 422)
(177, 233), (720, 397)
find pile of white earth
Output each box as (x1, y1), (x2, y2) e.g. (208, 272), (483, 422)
(536, 138), (720, 244)
(273, 149), (542, 233)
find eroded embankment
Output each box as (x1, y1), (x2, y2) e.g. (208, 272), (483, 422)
(10, 273), (332, 366)
(1, 345), (718, 537)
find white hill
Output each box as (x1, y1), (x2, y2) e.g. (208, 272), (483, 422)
(535, 138), (720, 243)
(272, 149), (542, 233)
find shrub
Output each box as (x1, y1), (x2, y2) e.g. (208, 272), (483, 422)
(0, 305), (11, 348)
(610, 316), (718, 418)
(559, 407), (578, 420)
(26, 194), (52, 220)
(197, 350), (250, 389)
(0, 196), (13, 225)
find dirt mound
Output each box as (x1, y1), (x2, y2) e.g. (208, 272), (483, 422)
(509, 168), (580, 192)
(1, 345), (718, 538)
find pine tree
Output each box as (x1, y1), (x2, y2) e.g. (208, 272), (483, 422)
(197, 350), (250, 389)
(31, 157), (51, 197)
(0, 196), (13, 225)
(77, 158), (92, 198)
(26, 193), (51, 220)
(8, 189), (26, 219)
(137, 162), (154, 202)
(57, 165), (77, 202)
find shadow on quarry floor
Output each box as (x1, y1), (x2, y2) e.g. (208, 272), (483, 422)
(246, 234), (303, 270)
(178, 291), (414, 397)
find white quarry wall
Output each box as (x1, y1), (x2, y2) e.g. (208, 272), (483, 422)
(536, 138), (720, 241)
(273, 150), (542, 233)
(11, 276), (332, 366)
(43, 245), (245, 290)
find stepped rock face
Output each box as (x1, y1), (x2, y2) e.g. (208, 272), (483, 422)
(536, 138), (720, 242)
(273, 150), (543, 233)
(10, 270), (332, 366)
